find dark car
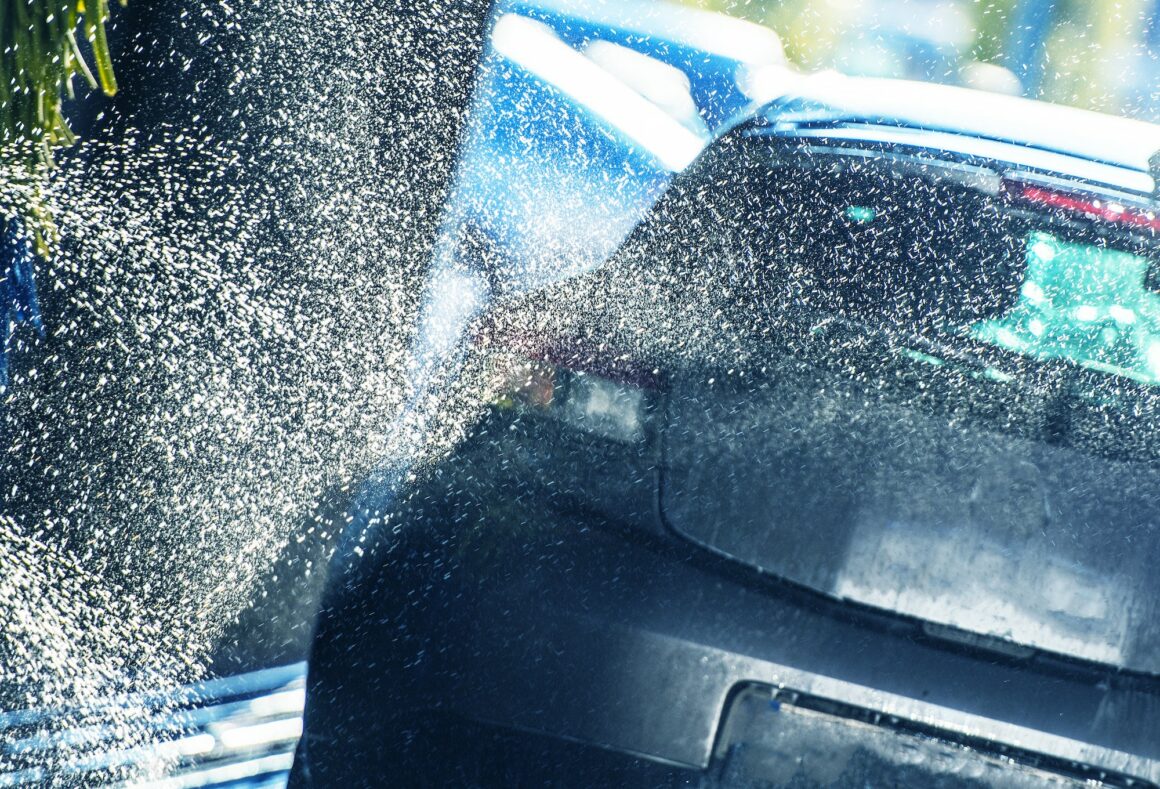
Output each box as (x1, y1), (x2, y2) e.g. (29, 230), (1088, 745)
(291, 76), (1160, 787)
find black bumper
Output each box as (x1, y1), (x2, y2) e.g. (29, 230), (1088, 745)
(290, 436), (1160, 787)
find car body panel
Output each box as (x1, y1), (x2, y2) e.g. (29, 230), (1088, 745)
(609, 110), (1160, 676)
(759, 123), (1157, 195)
(296, 68), (1160, 788)
(745, 71), (1160, 183)
(662, 359), (1160, 672)
(300, 413), (1160, 784)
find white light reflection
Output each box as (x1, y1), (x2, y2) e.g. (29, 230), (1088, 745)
(492, 14), (707, 172)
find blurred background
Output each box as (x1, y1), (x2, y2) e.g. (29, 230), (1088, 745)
(687, 0), (1160, 118)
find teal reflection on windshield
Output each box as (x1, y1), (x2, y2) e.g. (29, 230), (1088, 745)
(972, 231), (1160, 384)
(844, 205), (877, 224)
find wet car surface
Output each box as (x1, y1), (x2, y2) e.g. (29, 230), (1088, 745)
(292, 78), (1160, 787)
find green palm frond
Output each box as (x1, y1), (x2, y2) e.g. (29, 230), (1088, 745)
(2, 0), (122, 153)
(1, 0), (123, 255)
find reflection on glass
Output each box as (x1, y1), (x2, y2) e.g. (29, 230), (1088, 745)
(973, 230), (1160, 384)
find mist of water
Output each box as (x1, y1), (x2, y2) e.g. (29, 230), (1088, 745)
(0, 1), (490, 778)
